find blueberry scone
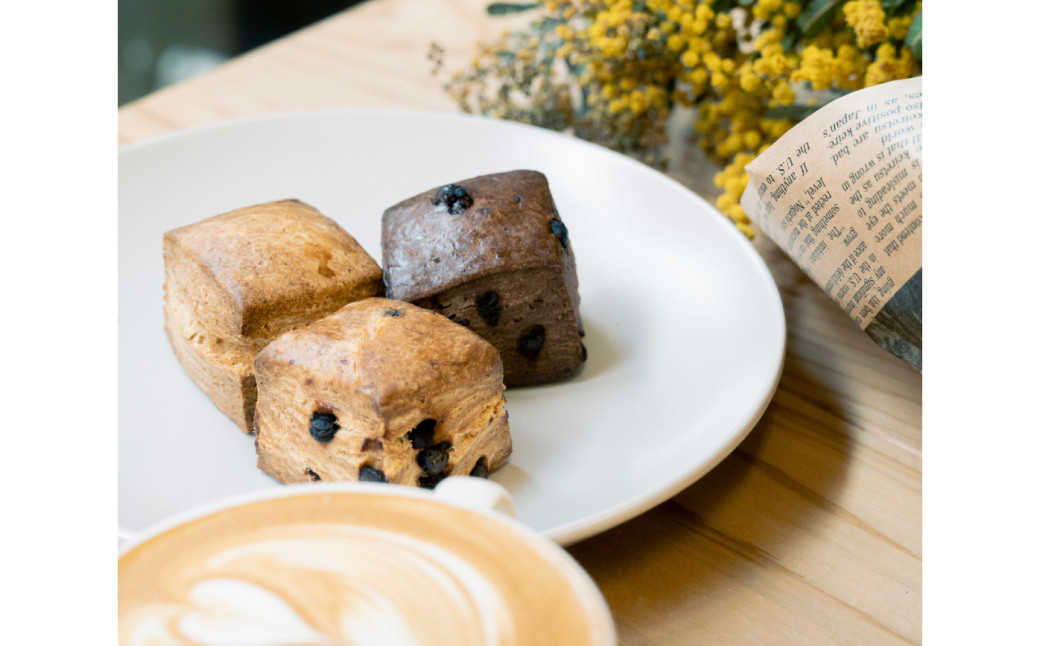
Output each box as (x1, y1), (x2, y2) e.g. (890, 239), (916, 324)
(252, 298), (511, 487)
(382, 170), (585, 386)
(163, 199), (383, 432)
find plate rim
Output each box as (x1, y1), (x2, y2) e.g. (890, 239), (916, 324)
(118, 107), (787, 546)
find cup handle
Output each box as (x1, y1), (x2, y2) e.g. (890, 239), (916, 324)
(433, 476), (515, 518)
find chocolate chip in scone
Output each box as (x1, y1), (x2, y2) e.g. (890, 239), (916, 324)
(432, 184), (473, 215)
(418, 442), (452, 476)
(580, 341), (588, 362)
(384, 308), (403, 317)
(469, 458), (489, 479)
(517, 325), (546, 360)
(309, 412), (340, 443)
(359, 466), (387, 483)
(305, 468), (321, 481)
(549, 218), (569, 247)
(406, 418), (437, 449)
(476, 291), (502, 327)
(418, 474), (447, 489)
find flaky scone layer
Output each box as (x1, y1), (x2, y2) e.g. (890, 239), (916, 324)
(254, 298), (511, 486)
(162, 199), (384, 431)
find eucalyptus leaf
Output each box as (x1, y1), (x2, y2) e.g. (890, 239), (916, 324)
(882, 0), (917, 14)
(764, 104), (819, 121)
(766, 86), (852, 121)
(796, 0), (841, 40)
(904, 12), (922, 58)
(487, 2), (540, 16)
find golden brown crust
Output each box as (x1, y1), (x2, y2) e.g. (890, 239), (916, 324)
(162, 199), (384, 431)
(164, 199), (384, 339)
(253, 298), (511, 486)
(260, 298), (502, 409)
(164, 319), (257, 432)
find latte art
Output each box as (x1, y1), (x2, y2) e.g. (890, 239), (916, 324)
(124, 525), (514, 646)
(119, 490), (613, 646)
(179, 578), (329, 645)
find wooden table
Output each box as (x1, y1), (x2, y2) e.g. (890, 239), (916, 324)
(118, 1), (922, 643)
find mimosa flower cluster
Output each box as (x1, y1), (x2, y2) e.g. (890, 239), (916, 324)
(434, 0), (921, 237)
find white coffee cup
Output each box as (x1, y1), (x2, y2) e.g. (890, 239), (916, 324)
(119, 479), (616, 646)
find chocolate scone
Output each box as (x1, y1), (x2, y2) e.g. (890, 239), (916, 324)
(381, 170), (585, 386)
(163, 199), (384, 432)
(253, 298), (512, 487)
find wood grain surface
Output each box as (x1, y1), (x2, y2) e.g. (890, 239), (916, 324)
(118, 1), (922, 643)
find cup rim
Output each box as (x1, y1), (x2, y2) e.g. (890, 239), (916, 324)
(119, 480), (617, 644)
(120, 481), (450, 555)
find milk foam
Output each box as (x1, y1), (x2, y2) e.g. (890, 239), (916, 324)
(119, 492), (611, 646)
(121, 524), (516, 646)
(179, 579), (330, 646)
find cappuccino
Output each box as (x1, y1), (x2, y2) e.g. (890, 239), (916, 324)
(119, 486), (614, 645)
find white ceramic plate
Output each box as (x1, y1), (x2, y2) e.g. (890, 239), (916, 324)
(119, 109), (785, 545)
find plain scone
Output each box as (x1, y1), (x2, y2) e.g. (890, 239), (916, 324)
(253, 298), (511, 487)
(382, 170), (585, 386)
(163, 199), (384, 432)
